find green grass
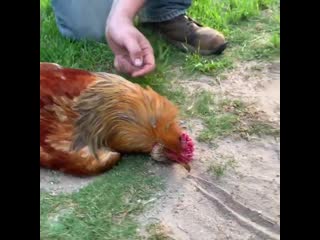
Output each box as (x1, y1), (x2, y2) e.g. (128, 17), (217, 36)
(41, 156), (163, 240)
(41, 4), (114, 71)
(246, 122), (280, 137)
(137, 0), (280, 77)
(228, 8), (280, 61)
(187, 0), (279, 32)
(187, 90), (279, 142)
(184, 54), (233, 75)
(145, 223), (174, 240)
(183, 0), (280, 75)
(208, 157), (237, 179)
(189, 91), (239, 142)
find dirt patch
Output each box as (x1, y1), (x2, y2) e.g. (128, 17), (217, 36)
(218, 61), (280, 125)
(40, 168), (95, 194)
(139, 60), (280, 240)
(139, 132), (280, 240)
(181, 61), (280, 126)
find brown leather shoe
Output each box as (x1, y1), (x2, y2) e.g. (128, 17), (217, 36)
(146, 15), (227, 55)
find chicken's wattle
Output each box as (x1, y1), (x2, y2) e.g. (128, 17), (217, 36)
(166, 132), (194, 164)
(150, 132), (194, 164)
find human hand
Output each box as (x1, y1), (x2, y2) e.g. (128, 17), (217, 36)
(106, 19), (155, 77)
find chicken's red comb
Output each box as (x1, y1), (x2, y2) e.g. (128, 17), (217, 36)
(161, 132), (195, 164)
(178, 132), (194, 163)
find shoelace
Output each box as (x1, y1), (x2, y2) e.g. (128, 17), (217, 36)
(178, 15), (204, 36)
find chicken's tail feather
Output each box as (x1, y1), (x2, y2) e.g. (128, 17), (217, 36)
(41, 145), (121, 176)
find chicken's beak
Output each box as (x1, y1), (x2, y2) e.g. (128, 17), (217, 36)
(180, 163), (191, 172)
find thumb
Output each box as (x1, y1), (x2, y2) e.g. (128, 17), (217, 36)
(124, 39), (143, 67)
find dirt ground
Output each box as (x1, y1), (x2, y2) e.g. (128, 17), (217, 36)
(40, 60), (280, 240)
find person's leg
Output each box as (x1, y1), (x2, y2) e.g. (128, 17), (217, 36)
(51, 0), (113, 42)
(140, 0), (226, 55)
(139, 0), (192, 23)
(51, 0), (191, 41)
(51, 0), (226, 54)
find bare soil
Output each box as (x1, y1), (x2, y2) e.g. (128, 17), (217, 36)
(138, 60), (280, 240)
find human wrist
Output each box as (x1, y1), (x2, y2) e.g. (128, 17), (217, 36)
(107, 13), (132, 32)
(107, 0), (145, 27)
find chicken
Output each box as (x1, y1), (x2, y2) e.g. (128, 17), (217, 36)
(40, 62), (194, 176)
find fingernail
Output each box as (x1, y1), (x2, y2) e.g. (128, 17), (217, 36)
(134, 58), (143, 67)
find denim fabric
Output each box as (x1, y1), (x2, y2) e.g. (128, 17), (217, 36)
(140, 0), (191, 22)
(51, 0), (192, 41)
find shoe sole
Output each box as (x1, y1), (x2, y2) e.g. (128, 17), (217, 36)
(167, 38), (228, 55)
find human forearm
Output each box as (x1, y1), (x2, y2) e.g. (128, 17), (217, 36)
(108, 0), (145, 24)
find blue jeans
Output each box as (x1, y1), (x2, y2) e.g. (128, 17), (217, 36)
(51, 0), (192, 42)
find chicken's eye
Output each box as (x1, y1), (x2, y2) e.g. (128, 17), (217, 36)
(178, 136), (182, 142)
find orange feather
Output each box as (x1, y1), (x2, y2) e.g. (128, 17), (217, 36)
(40, 62), (189, 176)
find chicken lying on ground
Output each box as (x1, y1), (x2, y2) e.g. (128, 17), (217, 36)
(40, 62), (194, 176)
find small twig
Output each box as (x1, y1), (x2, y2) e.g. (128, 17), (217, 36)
(249, 35), (265, 43)
(241, 42), (247, 52)
(177, 224), (189, 234)
(148, 217), (162, 221)
(143, 198), (157, 205)
(215, 77), (223, 92)
(117, 198), (157, 224)
(187, 101), (195, 111)
(187, 173), (215, 186)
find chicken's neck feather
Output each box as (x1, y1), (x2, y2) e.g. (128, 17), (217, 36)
(70, 73), (179, 159)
